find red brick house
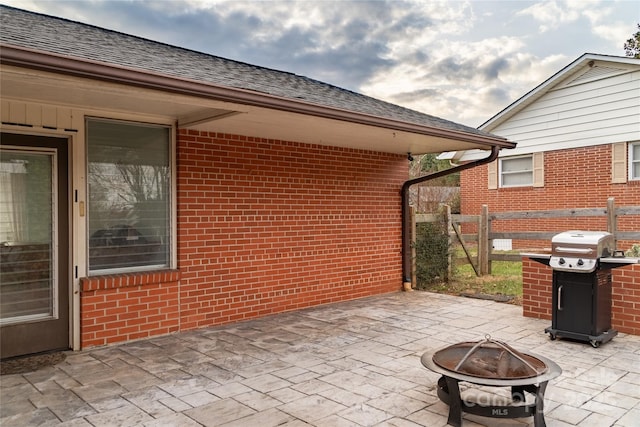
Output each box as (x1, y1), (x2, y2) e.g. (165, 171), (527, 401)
(443, 53), (640, 334)
(0, 6), (514, 358)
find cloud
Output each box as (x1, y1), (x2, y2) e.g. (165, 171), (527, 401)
(484, 87), (511, 105)
(517, 0), (583, 32)
(516, 0), (635, 49)
(360, 31), (537, 126)
(431, 56), (509, 82)
(582, 5), (637, 47)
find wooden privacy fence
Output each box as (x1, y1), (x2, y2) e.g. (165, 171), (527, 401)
(412, 197), (640, 281)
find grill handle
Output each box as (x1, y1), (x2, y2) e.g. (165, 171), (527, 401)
(557, 285), (563, 311)
(554, 247), (593, 255)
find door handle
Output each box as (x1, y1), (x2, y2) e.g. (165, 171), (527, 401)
(557, 285), (563, 311)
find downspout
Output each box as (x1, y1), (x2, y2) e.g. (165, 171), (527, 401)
(401, 145), (501, 288)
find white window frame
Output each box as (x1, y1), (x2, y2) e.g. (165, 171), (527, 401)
(630, 142), (640, 181)
(86, 117), (176, 275)
(499, 155), (533, 188)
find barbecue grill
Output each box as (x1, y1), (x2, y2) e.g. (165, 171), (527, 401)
(524, 231), (640, 347)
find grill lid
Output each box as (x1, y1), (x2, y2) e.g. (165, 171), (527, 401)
(550, 231), (615, 272)
(551, 231), (614, 258)
(432, 336), (548, 379)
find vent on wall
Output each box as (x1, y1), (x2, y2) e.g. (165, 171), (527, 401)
(564, 66), (629, 86)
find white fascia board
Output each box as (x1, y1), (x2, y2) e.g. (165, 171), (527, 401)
(438, 146), (518, 162)
(436, 151), (457, 160)
(449, 149), (499, 162)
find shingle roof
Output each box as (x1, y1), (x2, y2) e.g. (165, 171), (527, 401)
(0, 5), (494, 138)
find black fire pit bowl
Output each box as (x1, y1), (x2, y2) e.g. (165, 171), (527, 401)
(422, 336), (562, 427)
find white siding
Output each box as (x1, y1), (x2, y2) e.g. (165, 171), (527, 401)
(489, 67), (640, 156)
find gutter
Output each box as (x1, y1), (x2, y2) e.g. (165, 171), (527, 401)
(401, 145), (501, 287)
(0, 44), (514, 150)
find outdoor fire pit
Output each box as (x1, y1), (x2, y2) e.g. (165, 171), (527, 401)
(421, 336), (562, 427)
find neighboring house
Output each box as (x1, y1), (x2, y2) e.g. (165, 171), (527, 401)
(442, 53), (640, 335)
(0, 6), (513, 358)
(444, 53), (640, 244)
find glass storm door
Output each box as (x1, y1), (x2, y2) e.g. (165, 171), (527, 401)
(0, 133), (70, 358)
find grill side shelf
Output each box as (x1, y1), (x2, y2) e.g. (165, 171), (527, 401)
(599, 257), (640, 270)
(522, 254), (639, 270)
(521, 253), (551, 267)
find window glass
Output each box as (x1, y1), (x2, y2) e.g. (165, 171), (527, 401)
(87, 119), (171, 272)
(500, 156), (532, 187)
(0, 150), (55, 322)
(631, 143), (640, 180)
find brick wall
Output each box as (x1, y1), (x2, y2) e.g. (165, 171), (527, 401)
(522, 258), (553, 320)
(523, 258), (640, 335)
(176, 130), (407, 330)
(461, 144), (640, 250)
(80, 271), (180, 347)
(79, 130), (407, 348)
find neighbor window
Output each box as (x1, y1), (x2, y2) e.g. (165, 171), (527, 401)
(500, 155), (533, 187)
(87, 118), (172, 273)
(630, 142), (640, 181)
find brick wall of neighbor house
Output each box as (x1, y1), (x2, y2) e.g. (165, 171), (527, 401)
(79, 130), (407, 348)
(461, 144), (640, 250)
(523, 258), (640, 335)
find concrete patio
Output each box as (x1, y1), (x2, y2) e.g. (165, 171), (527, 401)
(1, 291), (639, 426)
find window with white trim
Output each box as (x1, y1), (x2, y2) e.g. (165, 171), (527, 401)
(500, 155), (533, 187)
(630, 142), (640, 181)
(87, 118), (172, 273)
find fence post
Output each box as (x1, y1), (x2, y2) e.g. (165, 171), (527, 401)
(479, 205), (489, 275)
(409, 205), (416, 291)
(444, 204), (452, 280)
(607, 197), (617, 248)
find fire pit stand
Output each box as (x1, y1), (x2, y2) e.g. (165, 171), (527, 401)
(421, 340), (562, 427)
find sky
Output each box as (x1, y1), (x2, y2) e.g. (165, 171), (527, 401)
(3, 0), (639, 127)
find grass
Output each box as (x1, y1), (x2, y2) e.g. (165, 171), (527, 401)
(419, 248), (524, 304)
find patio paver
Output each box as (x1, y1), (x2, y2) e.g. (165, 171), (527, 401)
(1, 291), (639, 426)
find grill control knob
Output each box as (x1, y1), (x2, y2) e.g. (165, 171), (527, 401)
(558, 258), (565, 265)
(577, 259), (584, 266)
